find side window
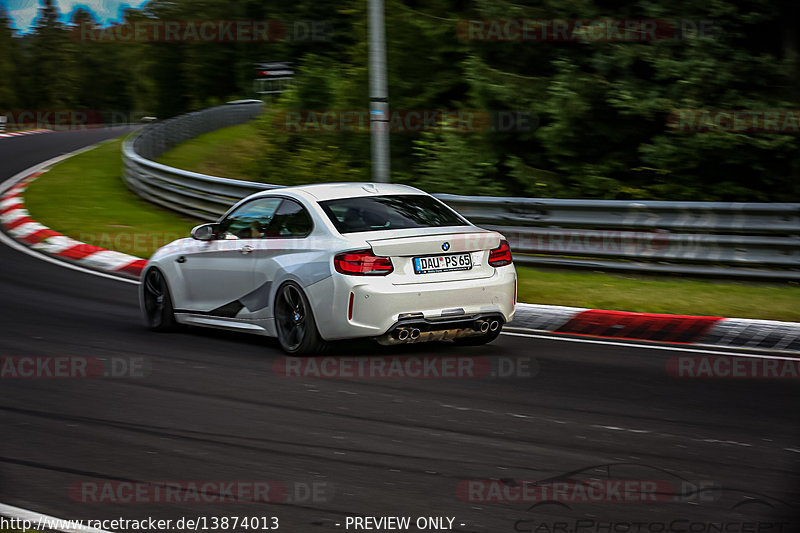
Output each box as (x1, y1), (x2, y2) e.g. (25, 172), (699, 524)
(218, 197), (283, 239)
(264, 199), (313, 238)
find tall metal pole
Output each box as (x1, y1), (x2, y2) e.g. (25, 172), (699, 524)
(368, 0), (390, 182)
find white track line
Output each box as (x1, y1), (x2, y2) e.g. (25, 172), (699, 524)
(501, 330), (800, 361)
(0, 502), (112, 533)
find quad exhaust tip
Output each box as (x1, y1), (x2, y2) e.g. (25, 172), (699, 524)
(388, 317), (501, 345)
(394, 328), (421, 341)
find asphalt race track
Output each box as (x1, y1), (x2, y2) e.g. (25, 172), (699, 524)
(1, 130), (798, 532)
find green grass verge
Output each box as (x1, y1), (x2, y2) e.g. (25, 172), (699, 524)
(157, 122), (260, 180)
(19, 133), (800, 321)
(24, 137), (201, 258)
(517, 267), (800, 321)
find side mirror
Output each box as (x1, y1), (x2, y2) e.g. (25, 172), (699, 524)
(191, 223), (219, 241)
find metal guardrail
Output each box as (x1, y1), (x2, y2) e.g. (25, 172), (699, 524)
(122, 103), (800, 280)
(123, 101), (275, 220)
(437, 195), (800, 280)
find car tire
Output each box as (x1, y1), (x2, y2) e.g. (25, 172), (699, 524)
(142, 268), (177, 332)
(453, 327), (502, 346)
(274, 281), (328, 355)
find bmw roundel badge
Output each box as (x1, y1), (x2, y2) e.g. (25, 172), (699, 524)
(442, 242), (450, 251)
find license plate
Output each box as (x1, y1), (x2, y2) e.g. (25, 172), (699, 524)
(413, 253), (472, 274)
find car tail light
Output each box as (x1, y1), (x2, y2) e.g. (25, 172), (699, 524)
(334, 249), (394, 276)
(488, 240), (513, 267)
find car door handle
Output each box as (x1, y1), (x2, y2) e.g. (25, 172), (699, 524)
(176, 256), (186, 263)
(240, 245), (254, 255)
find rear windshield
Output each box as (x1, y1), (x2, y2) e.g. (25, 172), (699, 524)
(320, 195), (468, 234)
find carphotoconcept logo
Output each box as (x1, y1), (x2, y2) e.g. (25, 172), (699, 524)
(513, 516), (792, 532)
(458, 463), (720, 506)
(501, 463), (794, 531)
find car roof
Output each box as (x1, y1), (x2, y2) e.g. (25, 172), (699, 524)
(254, 182), (428, 202)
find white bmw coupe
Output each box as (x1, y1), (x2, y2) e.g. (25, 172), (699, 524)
(140, 183), (516, 354)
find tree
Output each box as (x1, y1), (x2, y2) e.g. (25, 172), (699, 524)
(0, 3), (16, 108)
(1, 0), (796, 200)
(28, 0), (78, 108)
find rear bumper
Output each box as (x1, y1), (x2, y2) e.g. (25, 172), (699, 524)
(306, 265), (516, 340)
